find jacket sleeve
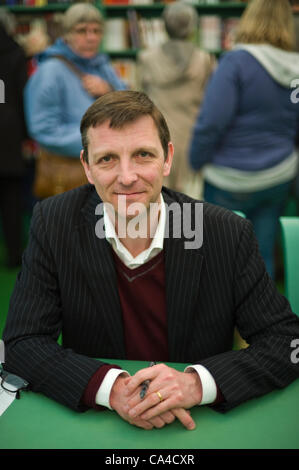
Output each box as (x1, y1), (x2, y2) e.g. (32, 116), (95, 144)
(189, 52), (241, 170)
(24, 61), (83, 157)
(200, 220), (299, 412)
(2, 202), (107, 412)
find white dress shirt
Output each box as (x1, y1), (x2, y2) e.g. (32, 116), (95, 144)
(95, 194), (217, 409)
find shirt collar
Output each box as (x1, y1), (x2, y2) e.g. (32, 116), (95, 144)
(103, 193), (166, 268)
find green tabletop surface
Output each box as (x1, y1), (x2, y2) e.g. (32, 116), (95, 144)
(1, 359), (299, 449)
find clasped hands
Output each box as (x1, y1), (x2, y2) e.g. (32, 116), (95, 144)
(109, 363), (202, 431)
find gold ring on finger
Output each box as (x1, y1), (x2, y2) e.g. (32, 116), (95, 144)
(156, 391), (163, 402)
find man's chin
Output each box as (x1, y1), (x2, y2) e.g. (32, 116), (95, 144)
(106, 192), (160, 221)
(112, 193), (147, 210)
(115, 204), (149, 221)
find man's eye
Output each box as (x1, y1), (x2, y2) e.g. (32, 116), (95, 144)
(138, 151), (151, 158)
(100, 156), (112, 163)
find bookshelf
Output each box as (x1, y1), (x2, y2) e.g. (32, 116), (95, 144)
(2, 1), (298, 86)
(1, 2), (250, 59)
(7, 4), (70, 14)
(100, 2), (247, 58)
(104, 2), (247, 18)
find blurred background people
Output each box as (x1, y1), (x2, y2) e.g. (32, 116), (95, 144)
(137, 1), (216, 199)
(20, 20), (51, 213)
(189, 0), (299, 279)
(21, 21), (50, 77)
(24, 2), (126, 161)
(0, 9), (28, 268)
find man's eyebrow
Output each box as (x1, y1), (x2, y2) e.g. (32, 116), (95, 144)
(132, 146), (158, 155)
(92, 146), (158, 162)
(92, 151), (117, 162)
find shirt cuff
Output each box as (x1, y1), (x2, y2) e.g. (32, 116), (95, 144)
(184, 364), (217, 405)
(95, 368), (130, 410)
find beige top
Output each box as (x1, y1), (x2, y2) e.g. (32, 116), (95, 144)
(137, 40), (216, 198)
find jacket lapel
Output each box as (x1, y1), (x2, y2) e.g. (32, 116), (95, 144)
(75, 188), (126, 358)
(163, 190), (204, 362)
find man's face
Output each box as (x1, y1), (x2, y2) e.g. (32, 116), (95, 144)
(81, 115), (173, 220)
(67, 22), (102, 58)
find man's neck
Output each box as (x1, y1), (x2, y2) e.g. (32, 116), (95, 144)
(119, 235), (151, 258)
(115, 204), (161, 258)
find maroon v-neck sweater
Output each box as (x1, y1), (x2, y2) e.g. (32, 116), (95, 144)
(82, 250), (168, 409)
(82, 251), (224, 409)
(113, 249), (169, 362)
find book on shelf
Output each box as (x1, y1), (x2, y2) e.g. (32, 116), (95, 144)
(15, 14), (47, 33)
(199, 15), (222, 52)
(102, 0), (152, 4)
(200, 0), (248, 3)
(198, 15), (240, 52)
(102, 0), (129, 5)
(0, 0), (72, 5)
(127, 7), (141, 49)
(222, 17), (240, 50)
(34, 0), (48, 6)
(103, 13), (167, 52)
(103, 18), (129, 51)
(112, 58), (137, 89)
(128, 13), (167, 50)
(129, 0), (154, 4)
(198, 0), (219, 4)
(13, 10), (65, 45)
(138, 17), (167, 48)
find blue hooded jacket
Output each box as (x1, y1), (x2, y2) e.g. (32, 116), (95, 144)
(24, 39), (127, 157)
(189, 46), (299, 172)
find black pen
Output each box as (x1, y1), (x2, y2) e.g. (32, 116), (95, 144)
(140, 361), (156, 399)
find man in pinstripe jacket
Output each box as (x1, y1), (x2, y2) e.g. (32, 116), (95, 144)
(3, 91), (299, 431)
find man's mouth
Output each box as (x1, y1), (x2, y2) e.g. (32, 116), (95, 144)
(114, 192), (145, 196)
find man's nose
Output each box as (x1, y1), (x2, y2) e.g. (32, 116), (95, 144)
(117, 162), (138, 186)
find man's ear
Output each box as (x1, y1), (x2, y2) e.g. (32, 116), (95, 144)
(80, 150), (94, 185)
(163, 142), (174, 177)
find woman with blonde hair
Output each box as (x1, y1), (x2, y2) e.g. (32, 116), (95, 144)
(189, 0), (299, 279)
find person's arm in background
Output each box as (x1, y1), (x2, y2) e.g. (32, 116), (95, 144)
(189, 52), (240, 170)
(97, 56), (128, 91)
(82, 56), (128, 96)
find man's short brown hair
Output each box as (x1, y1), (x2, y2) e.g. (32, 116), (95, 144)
(80, 90), (171, 162)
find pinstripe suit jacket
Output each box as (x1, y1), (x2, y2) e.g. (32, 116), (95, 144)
(3, 185), (299, 412)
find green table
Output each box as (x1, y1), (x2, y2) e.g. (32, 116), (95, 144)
(1, 359), (299, 449)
